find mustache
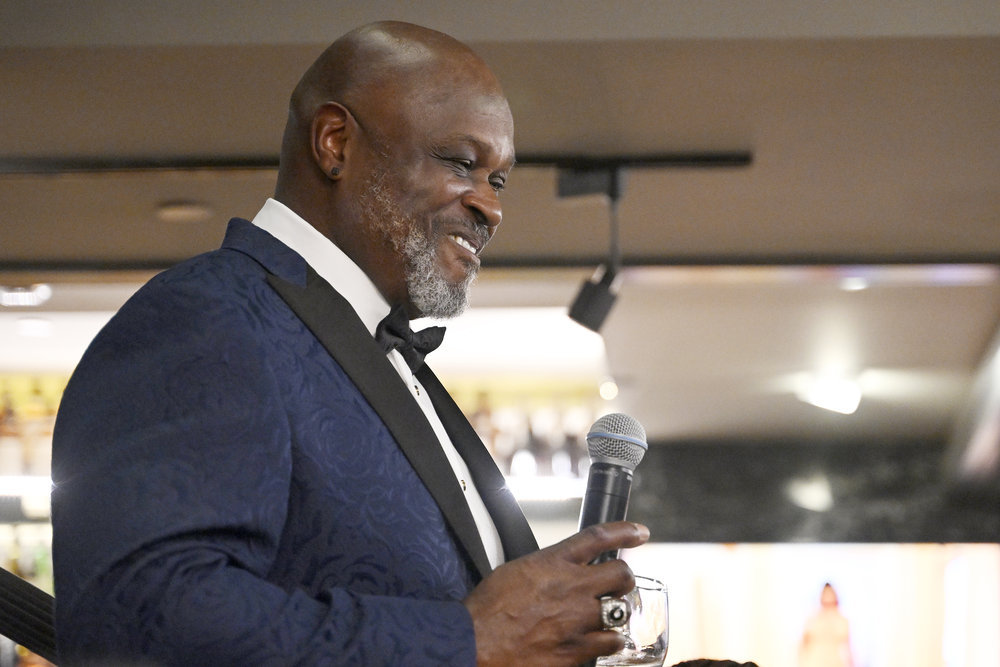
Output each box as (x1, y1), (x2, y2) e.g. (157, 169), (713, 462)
(433, 216), (492, 253)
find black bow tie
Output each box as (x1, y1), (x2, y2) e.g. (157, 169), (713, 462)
(375, 304), (446, 373)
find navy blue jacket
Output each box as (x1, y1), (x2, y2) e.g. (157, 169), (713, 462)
(51, 219), (537, 665)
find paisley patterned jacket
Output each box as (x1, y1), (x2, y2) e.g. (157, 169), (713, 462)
(51, 218), (537, 665)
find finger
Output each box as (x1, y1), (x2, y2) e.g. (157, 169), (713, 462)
(575, 629), (628, 661)
(552, 522), (650, 565)
(586, 559), (637, 598)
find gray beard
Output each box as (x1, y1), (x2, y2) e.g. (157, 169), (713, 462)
(401, 225), (477, 319)
(359, 168), (477, 319)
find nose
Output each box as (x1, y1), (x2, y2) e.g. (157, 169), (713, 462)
(461, 180), (503, 234)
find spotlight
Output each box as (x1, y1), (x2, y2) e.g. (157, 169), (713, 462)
(569, 265), (620, 332)
(559, 165), (624, 333)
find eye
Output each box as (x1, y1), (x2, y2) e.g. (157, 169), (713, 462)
(436, 151), (505, 192)
(449, 157), (474, 173)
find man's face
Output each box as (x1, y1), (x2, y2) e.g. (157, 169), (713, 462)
(359, 160), (483, 319)
(357, 81), (515, 319)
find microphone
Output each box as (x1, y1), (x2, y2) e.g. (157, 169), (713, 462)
(578, 413), (648, 563)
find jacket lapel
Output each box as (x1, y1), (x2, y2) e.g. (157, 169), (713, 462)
(266, 267), (495, 579)
(418, 367), (539, 561)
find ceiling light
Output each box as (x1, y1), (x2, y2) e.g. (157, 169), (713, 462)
(569, 265), (620, 332)
(156, 200), (213, 224)
(561, 166), (624, 332)
(839, 276), (869, 291)
(0, 284), (52, 307)
(799, 376), (862, 415)
(786, 473), (834, 512)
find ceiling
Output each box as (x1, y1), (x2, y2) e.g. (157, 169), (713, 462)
(1, 2), (999, 456)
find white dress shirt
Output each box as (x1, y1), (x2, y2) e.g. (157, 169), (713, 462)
(251, 198), (504, 569)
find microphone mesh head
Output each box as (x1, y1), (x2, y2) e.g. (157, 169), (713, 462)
(586, 413), (648, 470)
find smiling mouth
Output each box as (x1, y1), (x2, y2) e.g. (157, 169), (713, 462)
(448, 233), (478, 255)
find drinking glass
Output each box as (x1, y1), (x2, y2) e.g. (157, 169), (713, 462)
(597, 575), (669, 666)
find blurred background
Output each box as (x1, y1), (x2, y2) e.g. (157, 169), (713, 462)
(1, 2), (999, 665)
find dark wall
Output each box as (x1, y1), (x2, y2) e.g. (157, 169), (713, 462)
(629, 440), (1000, 542)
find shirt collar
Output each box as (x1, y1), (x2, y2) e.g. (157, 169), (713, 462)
(250, 198), (390, 336)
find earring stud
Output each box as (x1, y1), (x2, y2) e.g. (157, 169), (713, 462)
(330, 167), (341, 177)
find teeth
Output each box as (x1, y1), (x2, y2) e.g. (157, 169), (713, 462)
(450, 234), (476, 253)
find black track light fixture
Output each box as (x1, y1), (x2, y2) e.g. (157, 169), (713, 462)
(561, 165), (624, 332)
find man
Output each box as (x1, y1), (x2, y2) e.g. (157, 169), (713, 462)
(51, 21), (647, 666)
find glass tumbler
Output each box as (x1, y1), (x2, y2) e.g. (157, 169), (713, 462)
(597, 575), (668, 666)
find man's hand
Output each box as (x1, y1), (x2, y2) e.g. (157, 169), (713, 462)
(464, 521), (650, 667)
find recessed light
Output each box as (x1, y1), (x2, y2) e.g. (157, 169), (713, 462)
(839, 276), (869, 291)
(0, 284), (52, 307)
(156, 200), (213, 224)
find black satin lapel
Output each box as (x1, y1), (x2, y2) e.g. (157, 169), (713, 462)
(266, 268), (493, 579)
(418, 367), (540, 561)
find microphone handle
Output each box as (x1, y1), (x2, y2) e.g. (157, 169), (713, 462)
(578, 462), (634, 564)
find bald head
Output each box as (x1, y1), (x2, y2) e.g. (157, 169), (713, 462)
(277, 22), (507, 195)
(291, 22), (502, 125)
(273, 21), (514, 317)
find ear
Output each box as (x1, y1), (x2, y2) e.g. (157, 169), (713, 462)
(311, 102), (353, 180)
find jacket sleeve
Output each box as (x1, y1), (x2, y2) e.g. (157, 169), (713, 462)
(50, 265), (477, 666)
